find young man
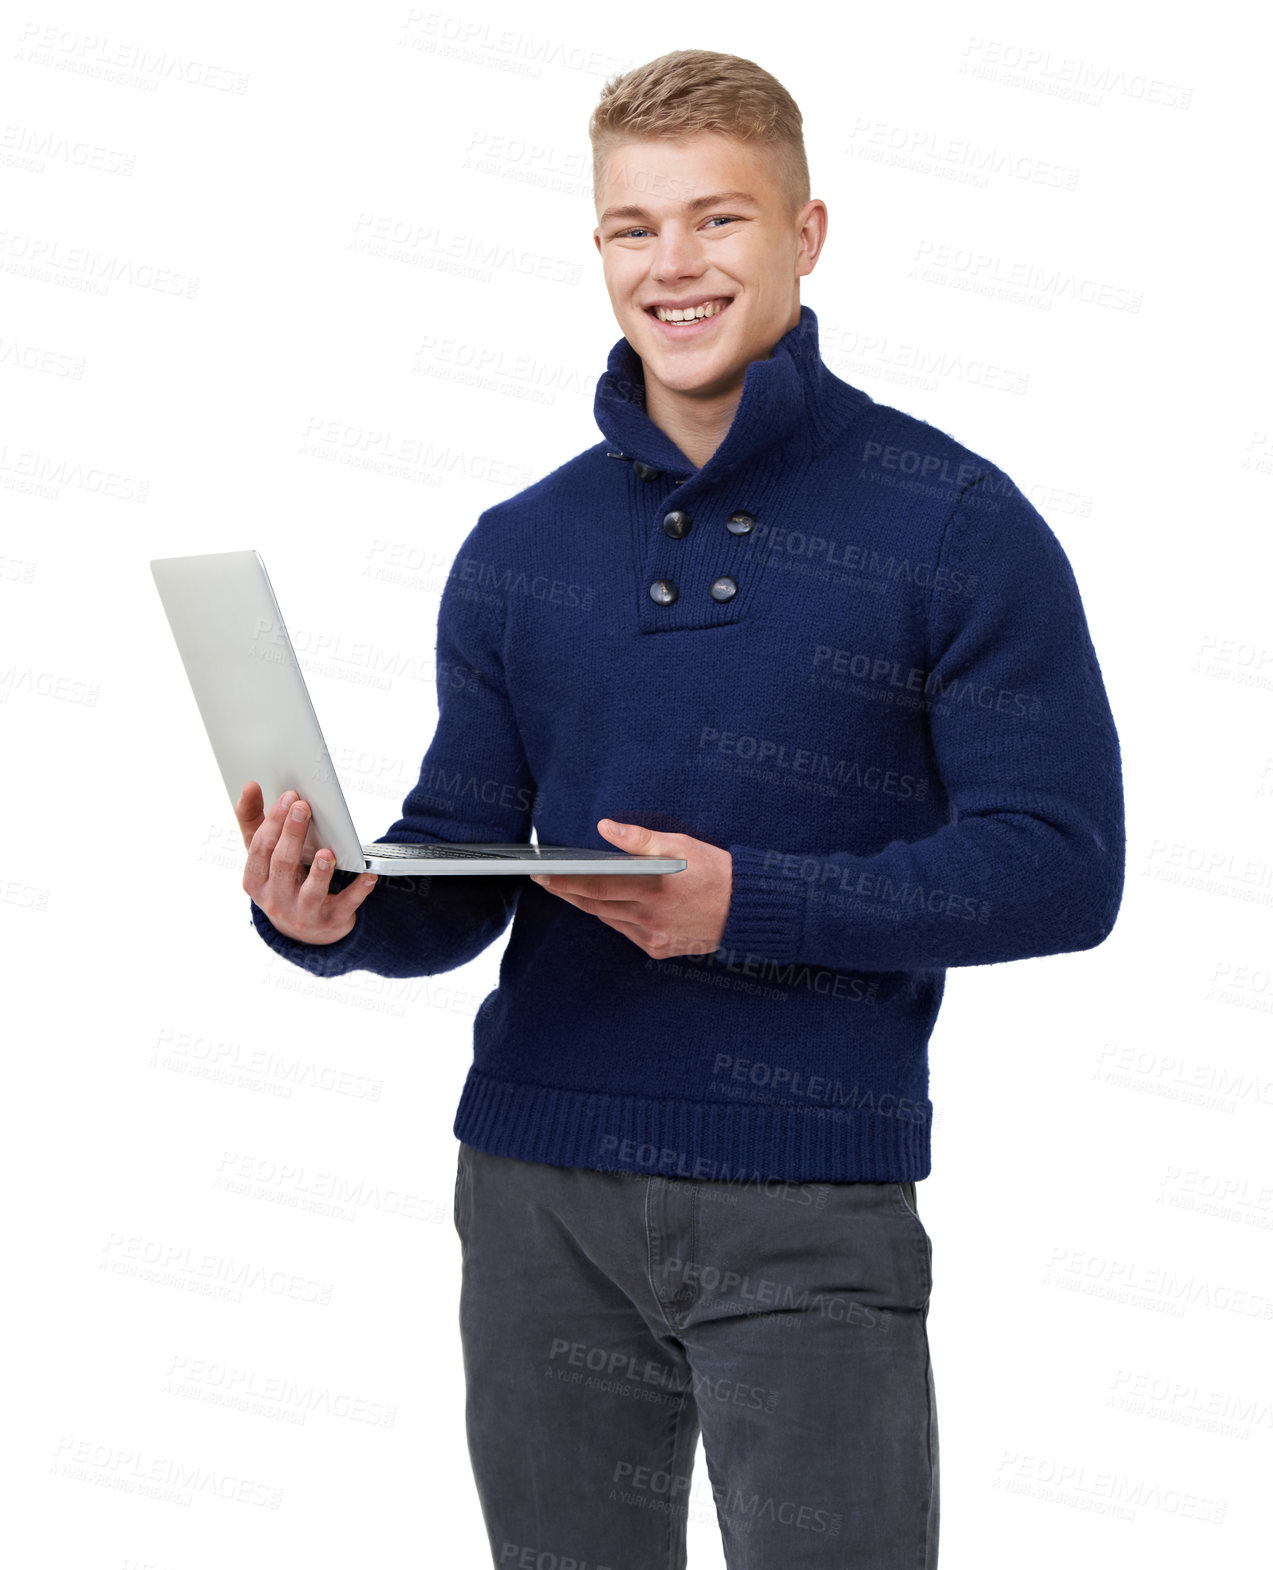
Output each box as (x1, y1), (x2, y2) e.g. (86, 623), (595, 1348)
(237, 50), (1124, 1570)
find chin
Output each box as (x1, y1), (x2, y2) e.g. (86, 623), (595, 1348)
(655, 359), (737, 400)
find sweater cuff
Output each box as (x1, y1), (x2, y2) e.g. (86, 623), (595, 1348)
(717, 844), (807, 967)
(248, 898), (366, 978)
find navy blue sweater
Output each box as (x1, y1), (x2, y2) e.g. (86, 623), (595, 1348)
(249, 306), (1124, 1183)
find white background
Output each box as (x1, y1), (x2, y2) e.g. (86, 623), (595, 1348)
(3, 2), (1270, 1565)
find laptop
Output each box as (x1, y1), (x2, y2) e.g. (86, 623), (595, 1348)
(150, 550), (688, 878)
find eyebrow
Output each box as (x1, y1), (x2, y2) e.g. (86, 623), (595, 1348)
(598, 190), (760, 226)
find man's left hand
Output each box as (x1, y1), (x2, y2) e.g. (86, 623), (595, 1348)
(528, 819), (733, 960)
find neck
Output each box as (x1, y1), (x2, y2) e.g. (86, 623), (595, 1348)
(594, 304), (860, 487)
(642, 374), (747, 471)
(640, 302), (803, 471)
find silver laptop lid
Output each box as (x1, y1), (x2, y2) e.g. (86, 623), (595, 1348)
(151, 550), (369, 873)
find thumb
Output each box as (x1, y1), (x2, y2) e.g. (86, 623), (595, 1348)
(597, 818), (660, 854)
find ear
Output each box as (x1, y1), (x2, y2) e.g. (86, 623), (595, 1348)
(796, 198), (828, 277)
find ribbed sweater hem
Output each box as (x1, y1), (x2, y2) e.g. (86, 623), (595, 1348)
(453, 1068), (932, 1184)
(718, 843), (809, 965)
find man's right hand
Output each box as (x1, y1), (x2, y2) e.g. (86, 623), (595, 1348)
(236, 780), (379, 945)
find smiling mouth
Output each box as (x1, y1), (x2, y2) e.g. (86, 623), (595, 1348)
(645, 297), (733, 325)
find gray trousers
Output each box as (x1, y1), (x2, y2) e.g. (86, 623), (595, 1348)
(453, 1142), (938, 1570)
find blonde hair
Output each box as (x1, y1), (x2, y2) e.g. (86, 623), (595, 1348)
(589, 50), (810, 217)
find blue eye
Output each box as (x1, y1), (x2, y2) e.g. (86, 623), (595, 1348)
(611, 216), (740, 240)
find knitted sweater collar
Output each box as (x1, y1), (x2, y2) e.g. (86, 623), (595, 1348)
(592, 304), (866, 481)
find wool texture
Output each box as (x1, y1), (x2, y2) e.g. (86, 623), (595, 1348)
(249, 306), (1125, 1182)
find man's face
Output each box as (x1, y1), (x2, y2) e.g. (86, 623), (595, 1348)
(593, 131), (822, 406)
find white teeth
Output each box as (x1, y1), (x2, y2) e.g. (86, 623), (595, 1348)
(653, 299), (729, 323)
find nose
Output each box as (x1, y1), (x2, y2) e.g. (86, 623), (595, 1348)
(650, 223), (704, 285)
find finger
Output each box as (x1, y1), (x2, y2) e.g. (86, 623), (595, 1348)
(589, 912), (660, 949)
(537, 887), (644, 922)
(234, 779), (262, 818)
(234, 780), (265, 849)
(243, 791), (294, 894)
(295, 847), (338, 913)
(534, 873), (650, 902)
(268, 796), (311, 887)
(333, 868), (379, 921)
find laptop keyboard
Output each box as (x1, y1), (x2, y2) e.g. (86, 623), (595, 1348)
(362, 842), (515, 859)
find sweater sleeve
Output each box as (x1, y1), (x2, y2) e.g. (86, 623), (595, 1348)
(716, 464), (1126, 973)
(247, 517), (536, 979)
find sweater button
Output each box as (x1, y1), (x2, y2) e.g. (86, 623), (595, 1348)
(726, 510), (755, 534)
(709, 576), (737, 602)
(649, 579), (678, 605)
(662, 509), (692, 538)
(634, 461), (662, 481)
